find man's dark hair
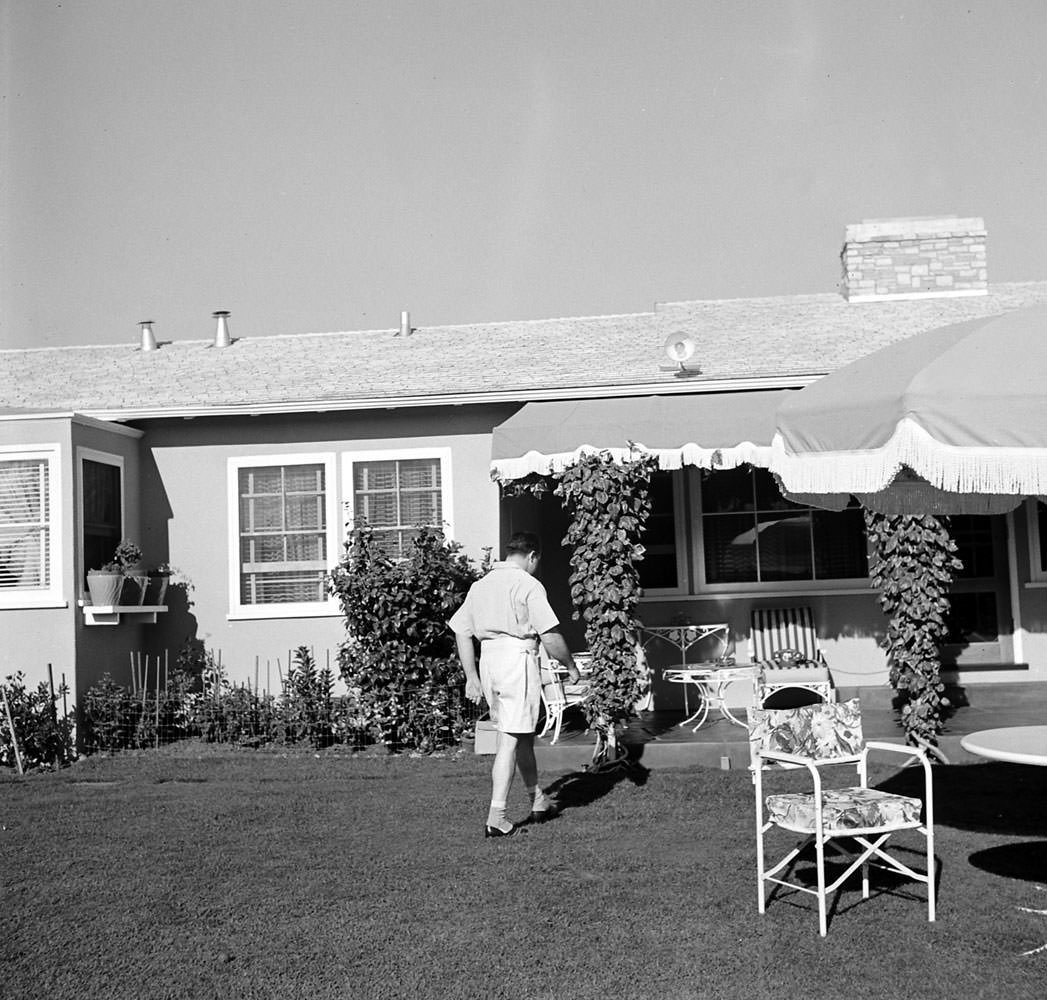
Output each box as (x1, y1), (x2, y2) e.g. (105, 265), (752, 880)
(506, 531), (541, 557)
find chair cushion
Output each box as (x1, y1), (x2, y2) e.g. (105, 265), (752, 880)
(749, 698), (863, 759)
(765, 786), (923, 831)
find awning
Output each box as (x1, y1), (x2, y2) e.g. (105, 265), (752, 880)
(491, 390), (793, 480)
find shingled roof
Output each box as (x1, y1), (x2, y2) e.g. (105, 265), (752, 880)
(3, 282), (1047, 420)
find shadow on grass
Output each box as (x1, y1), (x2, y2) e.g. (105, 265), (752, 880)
(543, 757), (650, 815)
(764, 839), (936, 932)
(875, 761), (1047, 838)
(969, 841), (1047, 884)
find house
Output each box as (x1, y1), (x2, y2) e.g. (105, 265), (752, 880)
(4, 215), (1047, 709)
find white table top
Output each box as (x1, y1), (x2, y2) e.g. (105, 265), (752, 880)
(960, 726), (1047, 766)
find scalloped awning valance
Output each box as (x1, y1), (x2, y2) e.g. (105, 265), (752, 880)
(490, 390), (793, 481)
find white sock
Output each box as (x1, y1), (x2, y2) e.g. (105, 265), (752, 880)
(528, 787), (552, 812)
(486, 799), (509, 829)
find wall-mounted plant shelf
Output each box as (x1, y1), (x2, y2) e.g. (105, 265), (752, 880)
(78, 601), (169, 626)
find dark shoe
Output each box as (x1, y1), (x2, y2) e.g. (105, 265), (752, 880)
(484, 822), (525, 838)
(528, 807), (559, 825)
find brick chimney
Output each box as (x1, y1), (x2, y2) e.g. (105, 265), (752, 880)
(841, 215), (987, 302)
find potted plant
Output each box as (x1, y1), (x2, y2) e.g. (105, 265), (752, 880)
(145, 562), (173, 606)
(85, 540), (144, 608)
(113, 540), (149, 605)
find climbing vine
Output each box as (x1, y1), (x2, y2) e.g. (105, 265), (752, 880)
(555, 450), (658, 764)
(865, 511), (962, 745)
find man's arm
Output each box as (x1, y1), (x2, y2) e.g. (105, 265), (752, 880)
(539, 629), (581, 684)
(455, 633), (484, 704)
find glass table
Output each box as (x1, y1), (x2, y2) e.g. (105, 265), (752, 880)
(640, 624), (755, 729)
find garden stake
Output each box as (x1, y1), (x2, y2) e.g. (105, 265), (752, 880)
(155, 654), (161, 749)
(47, 663), (58, 726)
(129, 650), (136, 694)
(1, 684), (24, 775)
(164, 648), (169, 691)
(142, 655), (149, 721)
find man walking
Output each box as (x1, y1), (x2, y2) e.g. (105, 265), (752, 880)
(450, 531), (580, 837)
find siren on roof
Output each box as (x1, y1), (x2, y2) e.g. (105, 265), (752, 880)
(661, 332), (701, 375)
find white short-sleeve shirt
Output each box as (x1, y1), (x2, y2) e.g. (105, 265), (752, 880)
(448, 562), (559, 640)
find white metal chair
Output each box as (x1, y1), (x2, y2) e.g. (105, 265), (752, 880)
(749, 606), (833, 705)
(538, 650), (591, 744)
(749, 699), (936, 936)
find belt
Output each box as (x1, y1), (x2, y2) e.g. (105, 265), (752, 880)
(481, 635), (539, 651)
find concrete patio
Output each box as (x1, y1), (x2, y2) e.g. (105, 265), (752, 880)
(532, 680), (1047, 770)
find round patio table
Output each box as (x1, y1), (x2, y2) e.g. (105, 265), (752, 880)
(960, 726), (1047, 766)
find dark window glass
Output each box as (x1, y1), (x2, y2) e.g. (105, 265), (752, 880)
(1039, 503), (1047, 573)
(949, 515), (995, 579)
(83, 460), (121, 578)
(944, 592), (999, 643)
(637, 472), (680, 590)
(701, 468), (867, 585)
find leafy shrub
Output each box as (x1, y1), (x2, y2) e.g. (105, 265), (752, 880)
(555, 451), (657, 761)
(1, 671), (75, 770)
(865, 511), (962, 745)
(331, 524), (483, 751)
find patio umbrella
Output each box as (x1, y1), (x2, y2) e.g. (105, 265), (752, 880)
(768, 305), (1047, 515)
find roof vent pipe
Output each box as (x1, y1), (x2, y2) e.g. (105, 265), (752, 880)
(213, 311), (231, 348)
(399, 310), (411, 337)
(139, 320), (157, 352)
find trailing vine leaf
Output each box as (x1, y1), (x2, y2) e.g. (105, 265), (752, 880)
(555, 450), (657, 761)
(865, 511), (962, 746)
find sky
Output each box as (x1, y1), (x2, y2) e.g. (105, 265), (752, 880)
(2, 0), (1046, 349)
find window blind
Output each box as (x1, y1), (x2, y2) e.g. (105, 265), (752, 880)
(238, 463), (327, 604)
(352, 457), (442, 559)
(0, 459), (50, 590)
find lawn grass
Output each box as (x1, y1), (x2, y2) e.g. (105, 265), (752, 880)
(2, 744), (1046, 999)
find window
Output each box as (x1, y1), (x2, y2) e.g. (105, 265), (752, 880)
(344, 448), (453, 559)
(943, 514), (1001, 646)
(637, 471), (686, 594)
(82, 457), (122, 578)
(228, 454), (339, 618)
(0, 446), (62, 608)
(698, 467), (868, 587)
(1027, 500), (1047, 582)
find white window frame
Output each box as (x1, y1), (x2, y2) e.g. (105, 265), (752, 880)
(227, 453), (340, 620)
(637, 469), (688, 598)
(77, 447), (125, 588)
(342, 447), (454, 550)
(0, 444), (64, 609)
(692, 466), (872, 596)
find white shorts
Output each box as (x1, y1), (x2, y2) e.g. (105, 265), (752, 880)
(479, 636), (541, 734)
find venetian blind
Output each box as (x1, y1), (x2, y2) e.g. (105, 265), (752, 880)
(238, 463), (327, 604)
(352, 458), (442, 559)
(0, 459), (50, 590)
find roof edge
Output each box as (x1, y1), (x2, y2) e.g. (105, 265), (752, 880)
(79, 374), (821, 423)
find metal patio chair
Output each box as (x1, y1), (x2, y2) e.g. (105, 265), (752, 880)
(749, 698), (936, 936)
(538, 650), (592, 744)
(749, 606), (834, 705)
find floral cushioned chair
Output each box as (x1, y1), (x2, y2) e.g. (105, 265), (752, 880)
(748, 698), (936, 936)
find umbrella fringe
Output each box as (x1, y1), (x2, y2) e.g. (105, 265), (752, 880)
(772, 418), (1047, 499)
